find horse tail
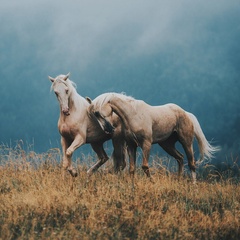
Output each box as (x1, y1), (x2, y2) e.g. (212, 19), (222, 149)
(187, 112), (220, 163)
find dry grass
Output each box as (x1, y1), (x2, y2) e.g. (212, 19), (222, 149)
(0, 145), (240, 239)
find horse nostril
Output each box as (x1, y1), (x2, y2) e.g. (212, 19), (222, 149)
(62, 108), (70, 115)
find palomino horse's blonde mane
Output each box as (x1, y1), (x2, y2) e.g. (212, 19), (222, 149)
(94, 92), (135, 111)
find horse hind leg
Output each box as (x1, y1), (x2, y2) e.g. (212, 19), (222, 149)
(159, 140), (184, 179)
(87, 142), (109, 178)
(177, 116), (197, 183)
(178, 135), (196, 183)
(184, 144), (196, 184)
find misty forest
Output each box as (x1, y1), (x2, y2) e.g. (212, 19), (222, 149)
(0, 1), (239, 167)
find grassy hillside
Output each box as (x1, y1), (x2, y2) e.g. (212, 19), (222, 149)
(0, 145), (239, 239)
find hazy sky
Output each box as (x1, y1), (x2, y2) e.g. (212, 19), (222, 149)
(1, 0), (239, 73)
(0, 0), (239, 153)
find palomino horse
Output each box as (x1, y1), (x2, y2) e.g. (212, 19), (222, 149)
(89, 92), (219, 183)
(48, 74), (126, 177)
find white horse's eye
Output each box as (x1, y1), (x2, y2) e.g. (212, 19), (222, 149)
(66, 89), (69, 94)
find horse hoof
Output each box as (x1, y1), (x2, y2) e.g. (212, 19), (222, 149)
(73, 172), (78, 178)
(68, 169), (78, 177)
(66, 148), (73, 156)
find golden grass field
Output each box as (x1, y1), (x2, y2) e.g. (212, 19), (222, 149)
(0, 144), (240, 239)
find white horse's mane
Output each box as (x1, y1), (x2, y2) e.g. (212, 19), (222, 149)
(93, 92), (135, 109)
(50, 75), (77, 92)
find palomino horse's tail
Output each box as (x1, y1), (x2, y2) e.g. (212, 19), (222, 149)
(187, 112), (220, 164)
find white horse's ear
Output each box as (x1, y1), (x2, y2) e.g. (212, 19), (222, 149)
(63, 72), (70, 81)
(86, 96), (92, 104)
(48, 76), (55, 82)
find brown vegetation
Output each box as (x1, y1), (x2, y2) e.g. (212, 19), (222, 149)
(0, 145), (239, 239)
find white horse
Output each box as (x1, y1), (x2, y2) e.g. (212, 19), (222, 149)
(48, 74), (126, 177)
(89, 92), (220, 183)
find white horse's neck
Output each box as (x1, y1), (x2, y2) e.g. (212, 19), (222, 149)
(68, 88), (81, 110)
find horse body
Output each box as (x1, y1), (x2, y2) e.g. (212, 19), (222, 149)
(123, 103), (182, 143)
(109, 96), (188, 144)
(49, 74), (126, 177)
(91, 93), (219, 183)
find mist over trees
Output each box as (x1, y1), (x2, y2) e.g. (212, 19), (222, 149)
(0, 1), (239, 163)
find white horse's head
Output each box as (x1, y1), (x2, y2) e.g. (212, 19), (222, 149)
(49, 73), (74, 116)
(90, 93), (116, 134)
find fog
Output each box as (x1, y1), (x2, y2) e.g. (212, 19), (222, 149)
(0, 0), (239, 162)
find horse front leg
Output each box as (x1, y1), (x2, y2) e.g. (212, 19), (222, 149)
(141, 141), (152, 179)
(112, 136), (127, 173)
(126, 144), (137, 190)
(61, 137), (72, 177)
(127, 144), (137, 178)
(65, 135), (85, 177)
(87, 142), (109, 178)
(66, 135), (84, 157)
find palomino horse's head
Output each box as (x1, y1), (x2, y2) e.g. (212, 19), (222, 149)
(89, 95), (115, 134)
(49, 73), (72, 116)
